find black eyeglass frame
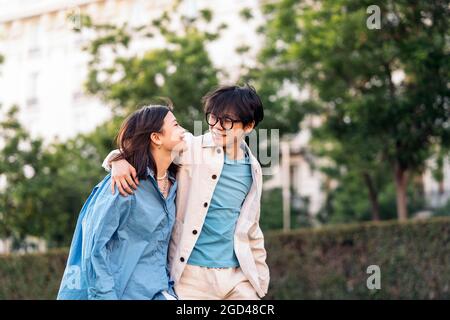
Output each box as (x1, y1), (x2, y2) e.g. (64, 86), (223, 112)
(205, 112), (241, 130)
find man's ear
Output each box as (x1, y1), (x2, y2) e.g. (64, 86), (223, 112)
(244, 121), (255, 134)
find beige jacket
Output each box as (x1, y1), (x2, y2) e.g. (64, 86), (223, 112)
(103, 132), (270, 298)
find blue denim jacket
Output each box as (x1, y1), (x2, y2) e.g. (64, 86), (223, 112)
(57, 168), (177, 300)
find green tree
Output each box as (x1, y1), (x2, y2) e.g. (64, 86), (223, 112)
(311, 123), (390, 221)
(236, 7), (320, 135)
(431, 144), (450, 195)
(0, 106), (45, 240)
(0, 105), (113, 247)
(258, 0), (450, 220)
(83, 6), (224, 132)
(260, 188), (305, 231)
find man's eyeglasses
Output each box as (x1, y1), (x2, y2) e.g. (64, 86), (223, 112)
(205, 113), (240, 130)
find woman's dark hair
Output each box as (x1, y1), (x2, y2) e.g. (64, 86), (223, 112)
(112, 104), (178, 180)
(202, 84), (264, 127)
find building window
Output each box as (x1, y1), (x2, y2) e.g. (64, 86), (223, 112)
(28, 21), (42, 57)
(26, 72), (40, 108)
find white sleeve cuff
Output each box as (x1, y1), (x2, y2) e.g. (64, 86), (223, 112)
(102, 149), (121, 172)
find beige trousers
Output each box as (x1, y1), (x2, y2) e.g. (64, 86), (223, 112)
(174, 264), (260, 300)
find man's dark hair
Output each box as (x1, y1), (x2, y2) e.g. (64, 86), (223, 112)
(202, 84), (264, 128)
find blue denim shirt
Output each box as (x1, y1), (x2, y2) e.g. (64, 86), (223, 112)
(57, 167), (177, 300)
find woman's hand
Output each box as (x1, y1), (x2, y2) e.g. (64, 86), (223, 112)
(111, 160), (139, 196)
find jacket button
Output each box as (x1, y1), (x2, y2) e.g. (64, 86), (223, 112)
(203, 202), (208, 207)
(180, 257), (185, 262)
(192, 230), (198, 235)
(212, 174), (217, 180)
(216, 148), (221, 154)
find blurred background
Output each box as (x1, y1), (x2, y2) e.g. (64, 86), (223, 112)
(0, 0), (449, 299)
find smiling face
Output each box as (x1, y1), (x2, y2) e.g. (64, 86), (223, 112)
(151, 111), (186, 152)
(202, 85), (264, 148)
(116, 105), (184, 179)
(208, 111), (254, 148)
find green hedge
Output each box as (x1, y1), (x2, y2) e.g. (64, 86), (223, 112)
(264, 217), (450, 299)
(1, 217), (449, 299)
(0, 248), (68, 299)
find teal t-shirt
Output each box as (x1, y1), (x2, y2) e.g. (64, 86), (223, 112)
(187, 150), (253, 268)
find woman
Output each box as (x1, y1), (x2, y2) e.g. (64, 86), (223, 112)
(57, 104), (185, 300)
